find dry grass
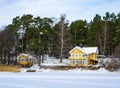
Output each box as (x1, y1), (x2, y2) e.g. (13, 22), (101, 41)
(0, 64), (20, 73)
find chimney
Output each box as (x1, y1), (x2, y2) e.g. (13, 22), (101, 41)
(79, 44), (83, 48)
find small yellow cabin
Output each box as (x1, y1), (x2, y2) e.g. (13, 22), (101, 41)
(68, 46), (98, 66)
(17, 54), (34, 67)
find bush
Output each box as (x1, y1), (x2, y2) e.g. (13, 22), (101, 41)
(105, 58), (120, 71)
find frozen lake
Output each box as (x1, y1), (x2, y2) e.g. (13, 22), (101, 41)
(0, 71), (120, 88)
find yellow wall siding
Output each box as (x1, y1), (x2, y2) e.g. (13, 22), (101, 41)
(88, 59), (93, 65)
(71, 49), (84, 54)
(69, 57), (86, 60)
(18, 62), (28, 65)
(90, 53), (97, 60)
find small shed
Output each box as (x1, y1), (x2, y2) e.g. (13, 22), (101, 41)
(17, 53), (35, 67)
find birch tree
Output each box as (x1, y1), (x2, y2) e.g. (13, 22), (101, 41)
(53, 14), (69, 63)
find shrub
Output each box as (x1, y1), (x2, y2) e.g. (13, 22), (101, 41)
(105, 58), (120, 71)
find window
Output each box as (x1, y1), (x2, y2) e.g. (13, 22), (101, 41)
(70, 60), (86, 65)
(81, 54), (83, 57)
(82, 60), (84, 64)
(19, 58), (27, 62)
(76, 54), (78, 57)
(78, 60), (85, 64)
(76, 60), (79, 64)
(70, 60), (77, 64)
(21, 59), (24, 62)
(72, 54), (74, 57)
(83, 54), (87, 57)
(80, 60), (82, 64)
(70, 60), (73, 64)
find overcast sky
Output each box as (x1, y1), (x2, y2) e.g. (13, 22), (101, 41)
(0, 0), (120, 27)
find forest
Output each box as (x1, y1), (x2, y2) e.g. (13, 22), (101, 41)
(0, 12), (120, 65)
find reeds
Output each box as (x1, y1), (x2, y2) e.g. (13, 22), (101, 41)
(0, 64), (20, 73)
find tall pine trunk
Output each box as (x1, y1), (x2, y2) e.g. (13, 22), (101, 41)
(103, 21), (107, 55)
(60, 21), (64, 63)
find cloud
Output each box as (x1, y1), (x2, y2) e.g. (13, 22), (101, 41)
(0, 0), (120, 27)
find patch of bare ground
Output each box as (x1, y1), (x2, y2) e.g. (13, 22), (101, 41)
(40, 65), (101, 70)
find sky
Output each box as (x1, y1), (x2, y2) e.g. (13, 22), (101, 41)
(0, 0), (120, 27)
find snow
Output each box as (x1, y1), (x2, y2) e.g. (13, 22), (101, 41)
(20, 63), (110, 73)
(41, 57), (69, 66)
(17, 53), (35, 59)
(0, 71), (120, 88)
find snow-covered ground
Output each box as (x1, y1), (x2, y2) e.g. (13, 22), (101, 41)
(0, 57), (120, 88)
(41, 57), (69, 66)
(0, 70), (120, 88)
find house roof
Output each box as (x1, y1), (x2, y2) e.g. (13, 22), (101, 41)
(69, 46), (98, 54)
(17, 53), (35, 59)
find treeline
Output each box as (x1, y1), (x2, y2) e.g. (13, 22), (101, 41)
(0, 12), (120, 65)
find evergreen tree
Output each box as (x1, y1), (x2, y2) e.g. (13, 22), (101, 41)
(70, 20), (88, 47)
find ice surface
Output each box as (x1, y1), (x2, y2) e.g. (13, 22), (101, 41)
(0, 70), (120, 88)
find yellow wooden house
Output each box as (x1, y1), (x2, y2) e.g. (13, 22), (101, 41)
(68, 46), (98, 66)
